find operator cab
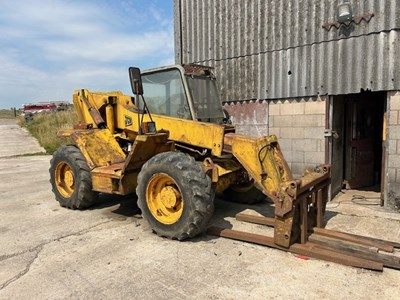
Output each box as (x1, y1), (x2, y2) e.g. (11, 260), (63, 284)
(139, 64), (228, 124)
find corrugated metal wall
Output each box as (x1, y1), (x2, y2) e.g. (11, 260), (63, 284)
(174, 0), (400, 101)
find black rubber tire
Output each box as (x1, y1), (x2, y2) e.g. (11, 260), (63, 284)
(223, 183), (266, 204)
(49, 145), (97, 209)
(136, 151), (214, 240)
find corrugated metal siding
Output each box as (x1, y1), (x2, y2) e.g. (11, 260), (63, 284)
(175, 0), (400, 101)
(213, 31), (400, 101)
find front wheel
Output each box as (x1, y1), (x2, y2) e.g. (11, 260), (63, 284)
(49, 145), (97, 209)
(136, 152), (214, 240)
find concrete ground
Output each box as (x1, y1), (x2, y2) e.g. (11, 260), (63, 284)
(0, 119), (400, 299)
(0, 119), (45, 158)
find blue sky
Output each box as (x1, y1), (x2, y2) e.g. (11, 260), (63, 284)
(0, 0), (174, 108)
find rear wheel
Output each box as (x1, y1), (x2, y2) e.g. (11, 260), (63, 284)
(223, 181), (266, 204)
(137, 151), (214, 240)
(49, 145), (97, 209)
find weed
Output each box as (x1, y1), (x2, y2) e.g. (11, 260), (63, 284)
(18, 110), (78, 154)
(0, 109), (20, 119)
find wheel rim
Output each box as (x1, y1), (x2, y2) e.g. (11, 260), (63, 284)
(55, 162), (75, 198)
(146, 173), (184, 225)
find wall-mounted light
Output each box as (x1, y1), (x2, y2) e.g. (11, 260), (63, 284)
(336, 2), (353, 23)
(323, 3), (374, 31)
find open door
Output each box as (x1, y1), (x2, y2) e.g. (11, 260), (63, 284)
(331, 92), (385, 193)
(345, 96), (375, 188)
(345, 92), (385, 189)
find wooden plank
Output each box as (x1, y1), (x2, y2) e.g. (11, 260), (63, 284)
(308, 236), (400, 270)
(235, 213), (398, 252)
(236, 213), (275, 226)
(309, 233), (379, 254)
(207, 227), (383, 271)
(312, 227), (396, 253)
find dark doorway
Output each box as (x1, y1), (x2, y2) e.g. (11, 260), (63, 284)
(330, 92), (386, 196)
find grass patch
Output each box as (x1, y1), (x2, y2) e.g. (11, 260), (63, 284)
(0, 109), (20, 119)
(18, 110), (78, 154)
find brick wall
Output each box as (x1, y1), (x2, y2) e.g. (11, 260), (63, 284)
(269, 96), (326, 177)
(386, 91), (400, 210)
(223, 97), (326, 178)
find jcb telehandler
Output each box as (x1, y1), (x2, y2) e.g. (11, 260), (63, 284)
(50, 64), (400, 270)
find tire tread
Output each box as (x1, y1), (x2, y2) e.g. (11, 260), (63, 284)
(137, 152), (214, 240)
(49, 145), (97, 209)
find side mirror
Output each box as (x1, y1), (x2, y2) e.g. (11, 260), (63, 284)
(129, 67), (143, 95)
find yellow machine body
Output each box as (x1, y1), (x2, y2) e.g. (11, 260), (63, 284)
(56, 65), (330, 248)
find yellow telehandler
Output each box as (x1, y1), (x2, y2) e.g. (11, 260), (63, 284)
(50, 64), (400, 271)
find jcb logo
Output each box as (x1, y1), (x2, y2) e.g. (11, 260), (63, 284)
(124, 115), (132, 126)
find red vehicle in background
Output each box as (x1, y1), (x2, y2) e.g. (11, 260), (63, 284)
(23, 101), (68, 114)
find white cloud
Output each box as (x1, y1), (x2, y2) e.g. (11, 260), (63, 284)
(40, 30), (173, 62)
(0, 0), (174, 108)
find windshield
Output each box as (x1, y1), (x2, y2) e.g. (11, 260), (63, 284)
(187, 75), (224, 121)
(141, 69), (192, 119)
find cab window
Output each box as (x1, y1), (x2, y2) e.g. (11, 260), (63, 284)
(142, 69), (191, 119)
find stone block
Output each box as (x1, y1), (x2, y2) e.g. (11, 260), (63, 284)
(388, 168), (396, 182)
(388, 140), (397, 155)
(292, 139), (317, 152)
(388, 110), (398, 125)
(292, 115), (322, 127)
(305, 101), (325, 114)
(280, 102), (305, 115)
(280, 127), (305, 139)
(268, 127), (280, 137)
(304, 151), (325, 164)
(318, 115), (326, 127)
(290, 150), (305, 163)
(269, 103), (280, 116)
(278, 138), (292, 151)
(388, 126), (400, 140)
(390, 94), (400, 110)
(282, 150), (292, 162)
(388, 154), (400, 168)
(317, 139), (325, 152)
(271, 115), (293, 127)
(304, 127), (325, 139)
